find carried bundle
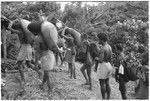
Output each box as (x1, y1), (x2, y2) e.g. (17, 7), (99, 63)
(28, 21), (59, 53)
(11, 19), (34, 44)
(41, 21), (59, 52)
(64, 28), (81, 47)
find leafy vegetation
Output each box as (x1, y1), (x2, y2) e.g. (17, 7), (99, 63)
(1, 1), (148, 69)
(1, 1), (148, 65)
(1, 1), (149, 100)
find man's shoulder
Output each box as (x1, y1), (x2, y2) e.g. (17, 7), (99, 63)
(106, 43), (112, 48)
(103, 43), (112, 50)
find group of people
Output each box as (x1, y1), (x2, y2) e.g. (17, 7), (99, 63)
(4, 13), (79, 94)
(2, 11), (148, 100)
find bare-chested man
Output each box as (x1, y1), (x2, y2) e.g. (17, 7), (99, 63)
(95, 32), (113, 99)
(8, 19), (38, 84)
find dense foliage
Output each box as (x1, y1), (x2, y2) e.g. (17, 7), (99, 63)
(1, 1), (148, 67)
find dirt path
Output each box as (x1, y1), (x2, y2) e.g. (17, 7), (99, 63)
(3, 62), (136, 100)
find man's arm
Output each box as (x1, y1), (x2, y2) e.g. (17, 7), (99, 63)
(62, 45), (71, 51)
(94, 49), (104, 72)
(61, 27), (70, 40)
(63, 35), (73, 42)
(71, 46), (76, 55)
(37, 13), (45, 22)
(8, 21), (22, 34)
(95, 49), (104, 63)
(94, 61), (99, 72)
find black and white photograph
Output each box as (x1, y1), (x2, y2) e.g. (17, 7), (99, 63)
(1, 1), (149, 100)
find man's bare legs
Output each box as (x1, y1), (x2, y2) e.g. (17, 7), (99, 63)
(99, 78), (111, 99)
(68, 63), (76, 79)
(17, 61), (25, 82)
(80, 64), (89, 85)
(87, 65), (92, 90)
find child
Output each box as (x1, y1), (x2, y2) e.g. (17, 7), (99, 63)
(63, 35), (76, 79)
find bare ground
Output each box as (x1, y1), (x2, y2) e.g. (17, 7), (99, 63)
(2, 62), (136, 100)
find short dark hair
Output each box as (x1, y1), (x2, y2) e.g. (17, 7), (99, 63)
(97, 33), (107, 42)
(27, 21), (42, 33)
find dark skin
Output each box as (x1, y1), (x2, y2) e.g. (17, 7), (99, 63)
(80, 63), (93, 90)
(95, 40), (112, 99)
(80, 40), (95, 90)
(28, 14), (62, 93)
(8, 20), (26, 82)
(114, 48), (127, 99)
(39, 71), (52, 93)
(68, 43), (76, 79)
(55, 37), (67, 66)
(35, 34), (54, 93)
(55, 48), (67, 66)
(62, 33), (76, 79)
(55, 52), (62, 66)
(8, 20), (40, 82)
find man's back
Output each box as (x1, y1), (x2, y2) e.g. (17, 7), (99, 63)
(103, 43), (112, 63)
(17, 30), (28, 44)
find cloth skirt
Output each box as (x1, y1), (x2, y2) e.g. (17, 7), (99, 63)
(40, 50), (55, 71)
(64, 50), (75, 63)
(97, 62), (113, 79)
(17, 44), (32, 61)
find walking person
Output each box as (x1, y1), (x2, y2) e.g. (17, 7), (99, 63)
(8, 19), (39, 84)
(32, 35), (43, 79)
(114, 44), (129, 99)
(27, 18), (62, 93)
(95, 33), (113, 99)
(80, 39), (94, 90)
(34, 34), (55, 93)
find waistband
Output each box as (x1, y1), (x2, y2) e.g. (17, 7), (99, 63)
(21, 44), (31, 46)
(99, 62), (110, 64)
(41, 50), (54, 56)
